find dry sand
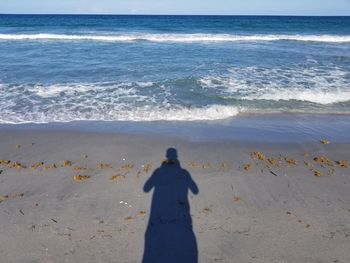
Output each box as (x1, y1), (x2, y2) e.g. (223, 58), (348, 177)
(0, 129), (349, 263)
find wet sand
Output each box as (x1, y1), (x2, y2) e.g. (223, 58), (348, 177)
(0, 129), (350, 263)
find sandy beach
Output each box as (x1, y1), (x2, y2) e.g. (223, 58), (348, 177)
(0, 128), (349, 263)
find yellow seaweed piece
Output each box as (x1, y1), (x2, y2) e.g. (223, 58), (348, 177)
(313, 156), (334, 167)
(9, 162), (26, 169)
(12, 192), (24, 198)
(97, 163), (112, 169)
(109, 174), (126, 181)
(31, 161), (44, 169)
(143, 163), (152, 173)
(62, 160), (73, 167)
(73, 175), (90, 182)
(267, 158), (278, 166)
(0, 160), (11, 165)
(284, 157), (298, 166)
(73, 166), (88, 171)
(251, 151), (267, 161)
(314, 170), (322, 177)
(188, 161), (200, 168)
(336, 160), (349, 168)
(120, 163), (134, 171)
(320, 139), (330, 145)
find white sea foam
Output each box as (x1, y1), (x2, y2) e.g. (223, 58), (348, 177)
(1, 62), (349, 124)
(199, 66), (350, 105)
(140, 105), (240, 121)
(0, 104), (241, 124)
(28, 83), (139, 98)
(0, 82), (241, 123)
(243, 89), (350, 104)
(0, 33), (350, 43)
(29, 84), (96, 98)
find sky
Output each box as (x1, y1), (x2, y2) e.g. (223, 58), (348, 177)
(0, 0), (349, 16)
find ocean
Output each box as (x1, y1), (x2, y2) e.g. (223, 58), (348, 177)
(0, 15), (349, 124)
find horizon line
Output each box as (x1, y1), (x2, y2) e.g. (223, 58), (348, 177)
(0, 13), (349, 17)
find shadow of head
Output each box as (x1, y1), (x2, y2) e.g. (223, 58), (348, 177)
(166, 147), (178, 160)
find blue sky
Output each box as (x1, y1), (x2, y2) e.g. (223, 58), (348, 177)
(0, 0), (349, 15)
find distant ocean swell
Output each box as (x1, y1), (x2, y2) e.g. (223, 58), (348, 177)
(1, 33), (350, 43)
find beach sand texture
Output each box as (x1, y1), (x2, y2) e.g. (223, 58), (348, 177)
(0, 130), (350, 263)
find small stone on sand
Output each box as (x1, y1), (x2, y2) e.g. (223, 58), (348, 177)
(243, 164), (252, 171)
(304, 162), (313, 170)
(233, 196), (241, 202)
(139, 211), (147, 216)
(203, 207), (212, 213)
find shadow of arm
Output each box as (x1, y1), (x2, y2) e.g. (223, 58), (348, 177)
(143, 169), (158, 192)
(185, 170), (199, 195)
(190, 179), (199, 195)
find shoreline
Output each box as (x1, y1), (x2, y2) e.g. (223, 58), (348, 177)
(1, 113), (350, 143)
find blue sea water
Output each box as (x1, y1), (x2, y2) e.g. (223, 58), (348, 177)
(0, 15), (350, 123)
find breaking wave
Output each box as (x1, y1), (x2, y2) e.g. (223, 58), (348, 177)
(1, 64), (349, 124)
(1, 33), (350, 43)
(0, 104), (241, 124)
(199, 66), (350, 105)
(0, 82), (241, 123)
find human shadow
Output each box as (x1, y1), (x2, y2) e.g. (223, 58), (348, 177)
(142, 148), (199, 263)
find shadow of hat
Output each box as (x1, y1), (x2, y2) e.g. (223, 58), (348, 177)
(166, 148), (178, 161)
